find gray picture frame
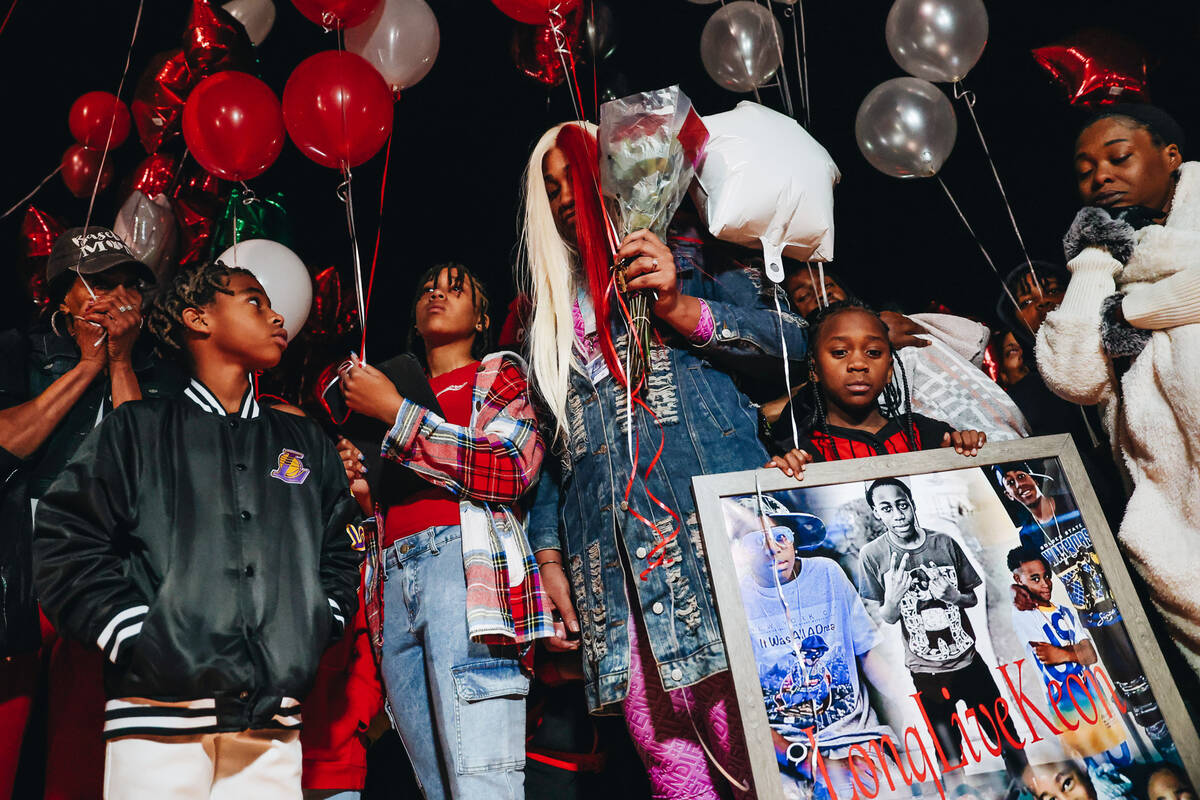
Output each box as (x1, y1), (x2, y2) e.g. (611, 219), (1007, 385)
(692, 434), (1200, 798)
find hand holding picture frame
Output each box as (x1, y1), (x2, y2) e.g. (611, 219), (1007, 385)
(692, 435), (1199, 800)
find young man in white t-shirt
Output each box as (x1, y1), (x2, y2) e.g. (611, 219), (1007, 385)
(728, 495), (899, 800)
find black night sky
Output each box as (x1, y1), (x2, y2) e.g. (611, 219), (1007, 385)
(3, 0), (1199, 365)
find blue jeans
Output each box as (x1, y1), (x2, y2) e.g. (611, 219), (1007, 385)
(379, 525), (528, 800)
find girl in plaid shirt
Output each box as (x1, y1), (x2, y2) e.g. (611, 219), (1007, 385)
(339, 263), (555, 799)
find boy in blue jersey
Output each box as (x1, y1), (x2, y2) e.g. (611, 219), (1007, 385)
(993, 463), (1176, 761)
(1007, 544), (1127, 761)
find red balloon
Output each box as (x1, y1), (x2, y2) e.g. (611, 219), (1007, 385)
(283, 51), (394, 170)
(183, 71), (285, 181)
(511, 12), (582, 86)
(492, 0), (579, 25)
(172, 195), (221, 267)
(1032, 29), (1149, 108)
(21, 206), (66, 259)
(132, 48), (195, 153)
(184, 0), (255, 77)
(309, 265), (359, 339)
(61, 144), (115, 198)
(291, 0), (380, 29)
(173, 161), (223, 201)
(128, 153), (180, 199)
(171, 161), (226, 267)
(18, 206), (64, 307)
(68, 91), (131, 150)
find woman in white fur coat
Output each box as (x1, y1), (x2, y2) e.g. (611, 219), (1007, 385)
(1037, 104), (1200, 676)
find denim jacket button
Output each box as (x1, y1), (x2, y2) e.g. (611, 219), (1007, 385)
(652, 601), (664, 615)
(720, 328), (732, 339)
(670, 668), (683, 682)
(619, 501), (629, 511)
(635, 546), (647, 559)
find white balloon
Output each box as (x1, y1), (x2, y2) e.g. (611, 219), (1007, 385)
(217, 239), (312, 341)
(222, 0), (276, 46)
(692, 102), (840, 282)
(345, 0), (439, 93)
(885, 0), (987, 83)
(699, 2), (783, 93)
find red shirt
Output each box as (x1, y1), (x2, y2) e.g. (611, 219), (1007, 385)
(383, 361), (478, 546)
(797, 413), (953, 462)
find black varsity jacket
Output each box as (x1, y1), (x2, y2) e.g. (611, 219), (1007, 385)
(33, 379), (363, 738)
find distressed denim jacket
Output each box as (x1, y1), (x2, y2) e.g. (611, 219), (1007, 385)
(527, 245), (808, 712)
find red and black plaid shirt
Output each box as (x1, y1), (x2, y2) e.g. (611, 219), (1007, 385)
(797, 413), (954, 462)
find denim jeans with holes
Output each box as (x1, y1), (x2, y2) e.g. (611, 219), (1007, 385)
(379, 525), (528, 800)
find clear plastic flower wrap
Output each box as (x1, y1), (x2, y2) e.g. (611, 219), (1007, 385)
(598, 85), (708, 382)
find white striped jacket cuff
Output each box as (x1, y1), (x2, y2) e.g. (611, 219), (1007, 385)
(103, 697), (303, 738)
(97, 606), (149, 664)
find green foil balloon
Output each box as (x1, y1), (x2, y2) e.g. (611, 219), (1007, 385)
(209, 185), (293, 257)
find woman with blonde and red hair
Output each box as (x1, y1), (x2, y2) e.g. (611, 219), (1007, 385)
(519, 121), (809, 798)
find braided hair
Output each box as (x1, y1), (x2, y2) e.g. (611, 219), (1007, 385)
(147, 260), (254, 359)
(406, 262), (492, 365)
(805, 299), (918, 458)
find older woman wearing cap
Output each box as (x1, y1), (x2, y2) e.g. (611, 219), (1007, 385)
(0, 226), (184, 799)
(1036, 104), (1200, 677)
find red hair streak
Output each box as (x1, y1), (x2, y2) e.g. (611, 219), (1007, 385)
(554, 124), (623, 385)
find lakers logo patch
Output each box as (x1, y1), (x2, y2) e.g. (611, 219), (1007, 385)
(346, 522), (367, 552)
(270, 449), (311, 485)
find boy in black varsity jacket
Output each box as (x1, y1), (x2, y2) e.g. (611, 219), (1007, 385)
(34, 261), (362, 799)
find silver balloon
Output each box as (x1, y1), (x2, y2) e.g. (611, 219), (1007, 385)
(855, 77), (957, 179)
(222, 0), (276, 46)
(113, 191), (178, 285)
(583, 1), (617, 63)
(700, 2), (783, 93)
(345, 0), (439, 93)
(885, 0), (987, 83)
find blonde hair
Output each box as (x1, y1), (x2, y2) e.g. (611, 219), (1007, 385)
(517, 121), (599, 443)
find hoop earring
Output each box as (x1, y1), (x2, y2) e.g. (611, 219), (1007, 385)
(50, 310), (68, 338)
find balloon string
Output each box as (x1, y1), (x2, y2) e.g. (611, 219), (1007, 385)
(762, 0), (794, 118)
(936, 176), (1029, 332)
(588, 0), (599, 120)
(953, 80), (1040, 291)
(167, 149), (191, 197)
(0, 165), (63, 221)
(333, 27), (370, 361)
(338, 169), (369, 364)
(75, 0), (145, 301)
(795, 0), (811, 127)
(362, 128), (393, 357)
(0, 0), (20, 41)
(773, 286), (799, 452)
(549, 4), (586, 123)
(231, 190), (239, 266)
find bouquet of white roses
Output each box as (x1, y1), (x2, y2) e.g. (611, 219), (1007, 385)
(598, 86), (708, 384)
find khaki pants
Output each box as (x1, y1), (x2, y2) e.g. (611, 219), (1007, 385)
(104, 729), (302, 800)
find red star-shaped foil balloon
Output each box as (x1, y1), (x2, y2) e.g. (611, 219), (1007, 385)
(131, 48), (195, 153)
(1032, 29), (1149, 108)
(309, 266), (359, 340)
(19, 206), (66, 307)
(20, 206), (66, 259)
(183, 0), (255, 78)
